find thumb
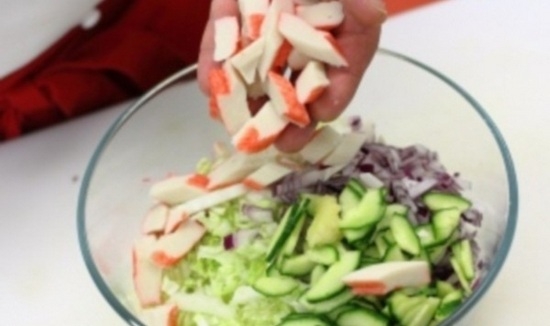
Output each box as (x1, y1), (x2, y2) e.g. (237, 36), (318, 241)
(341, 0), (387, 27)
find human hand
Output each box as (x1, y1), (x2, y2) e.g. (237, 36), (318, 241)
(198, 0), (386, 152)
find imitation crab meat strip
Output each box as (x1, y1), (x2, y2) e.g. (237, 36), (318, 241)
(267, 71), (311, 127)
(242, 161), (293, 190)
(214, 16), (240, 62)
(278, 12), (348, 67)
(238, 0), (269, 41)
(232, 101), (288, 153)
(296, 1), (344, 30)
(216, 63), (251, 134)
(150, 219), (207, 268)
(295, 60), (330, 104)
(149, 174), (209, 206)
(230, 37), (266, 85)
(141, 204), (169, 235)
(299, 125), (342, 163)
(165, 183), (249, 233)
(132, 235), (163, 307)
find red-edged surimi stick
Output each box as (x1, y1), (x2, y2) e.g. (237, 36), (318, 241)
(142, 304), (179, 326)
(278, 12), (348, 67)
(242, 161), (293, 190)
(293, 0), (321, 5)
(208, 68), (230, 120)
(299, 125), (342, 163)
(322, 131), (372, 166)
(295, 60), (330, 104)
(150, 220), (206, 268)
(232, 101), (288, 153)
(132, 235), (163, 307)
(296, 1), (344, 30)
(230, 37), (265, 85)
(217, 63), (252, 134)
(164, 183), (249, 233)
(238, 0), (269, 40)
(149, 174), (209, 206)
(287, 48), (311, 71)
(257, 0), (294, 80)
(343, 261), (431, 296)
(246, 73), (267, 99)
(267, 71), (311, 127)
(207, 150), (274, 190)
(142, 204), (169, 235)
(214, 16), (240, 62)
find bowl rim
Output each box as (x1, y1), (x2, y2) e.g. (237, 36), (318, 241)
(77, 48), (519, 326)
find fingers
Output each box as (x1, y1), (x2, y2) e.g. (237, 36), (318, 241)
(308, 0), (385, 122)
(275, 123), (317, 153)
(197, 0), (239, 95)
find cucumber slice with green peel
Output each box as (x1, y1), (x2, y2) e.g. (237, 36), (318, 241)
(422, 191), (471, 212)
(336, 307), (390, 326)
(340, 188), (386, 229)
(435, 280), (457, 298)
(450, 257), (472, 295)
(385, 203), (409, 217)
(279, 254), (316, 276)
(283, 214), (306, 255)
(253, 276), (299, 297)
(374, 235), (389, 257)
(338, 181), (363, 211)
(406, 297), (441, 326)
(301, 290), (355, 314)
(306, 245), (340, 265)
(452, 239), (475, 280)
(388, 293), (426, 324)
(382, 229), (396, 245)
(432, 208), (461, 242)
(435, 290), (463, 321)
(277, 313), (333, 326)
(390, 214), (421, 255)
(328, 303), (357, 321)
(363, 245), (381, 260)
(306, 195), (343, 247)
(415, 224), (439, 248)
(305, 251), (361, 302)
(383, 244), (407, 262)
(266, 198), (309, 262)
(343, 224), (375, 243)
(310, 265), (327, 284)
(346, 178), (367, 197)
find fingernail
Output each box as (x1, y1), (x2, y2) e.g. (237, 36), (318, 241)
(369, 0), (388, 22)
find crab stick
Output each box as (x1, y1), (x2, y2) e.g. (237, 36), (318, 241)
(132, 235), (163, 307)
(257, 0), (294, 80)
(207, 150), (273, 189)
(343, 261), (431, 296)
(278, 13), (348, 67)
(149, 174), (209, 206)
(151, 220), (206, 268)
(295, 60), (330, 104)
(216, 63), (251, 134)
(165, 183), (249, 233)
(296, 1), (344, 30)
(267, 71), (311, 127)
(299, 125), (342, 163)
(142, 304), (179, 326)
(232, 101), (288, 153)
(322, 131), (372, 166)
(230, 37), (265, 84)
(141, 204), (169, 235)
(238, 0), (269, 40)
(214, 16), (240, 62)
(243, 161), (293, 190)
(287, 48), (311, 71)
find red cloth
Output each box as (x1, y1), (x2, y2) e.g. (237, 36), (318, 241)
(0, 0), (211, 141)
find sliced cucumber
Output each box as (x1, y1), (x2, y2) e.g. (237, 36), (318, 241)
(452, 239), (475, 280)
(283, 214), (306, 255)
(338, 180), (363, 212)
(435, 280), (457, 298)
(385, 203), (408, 217)
(383, 244), (407, 262)
(253, 276), (299, 297)
(310, 265), (327, 285)
(390, 214), (421, 255)
(306, 195), (343, 247)
(301, 289), (354, 314)
(415, 224), (439, 248)
(277, 313), (332, 326)
(306, 245), (339, 265)
(346, 178), (367, 197)
(336, 307), (389, 326)
(343, 224), (375, 243)
(450, 257), (471, 295)
(279, 255), (316, 277)
(340, 188), (386, 229)
(388, 292), (426, 324)
(432, 208), (461, 242)
(266, 198), (309, 262)
(406, 297), (441, 326)
(435, 290), (463, 321)
(305, 251), (361, 303)
(422, 191), (471, 212)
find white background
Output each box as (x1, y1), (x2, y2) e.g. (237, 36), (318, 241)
(1, 0), (549, 324)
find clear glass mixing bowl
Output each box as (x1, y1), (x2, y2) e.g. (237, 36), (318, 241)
(78, 49), (518, 325)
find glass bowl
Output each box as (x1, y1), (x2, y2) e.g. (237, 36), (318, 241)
(78, 49), (518, 325)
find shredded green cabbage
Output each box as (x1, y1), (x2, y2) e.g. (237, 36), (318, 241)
(162, 198), (297, 326)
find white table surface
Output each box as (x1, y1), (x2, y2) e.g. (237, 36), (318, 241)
(1, 0), (549, 324)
